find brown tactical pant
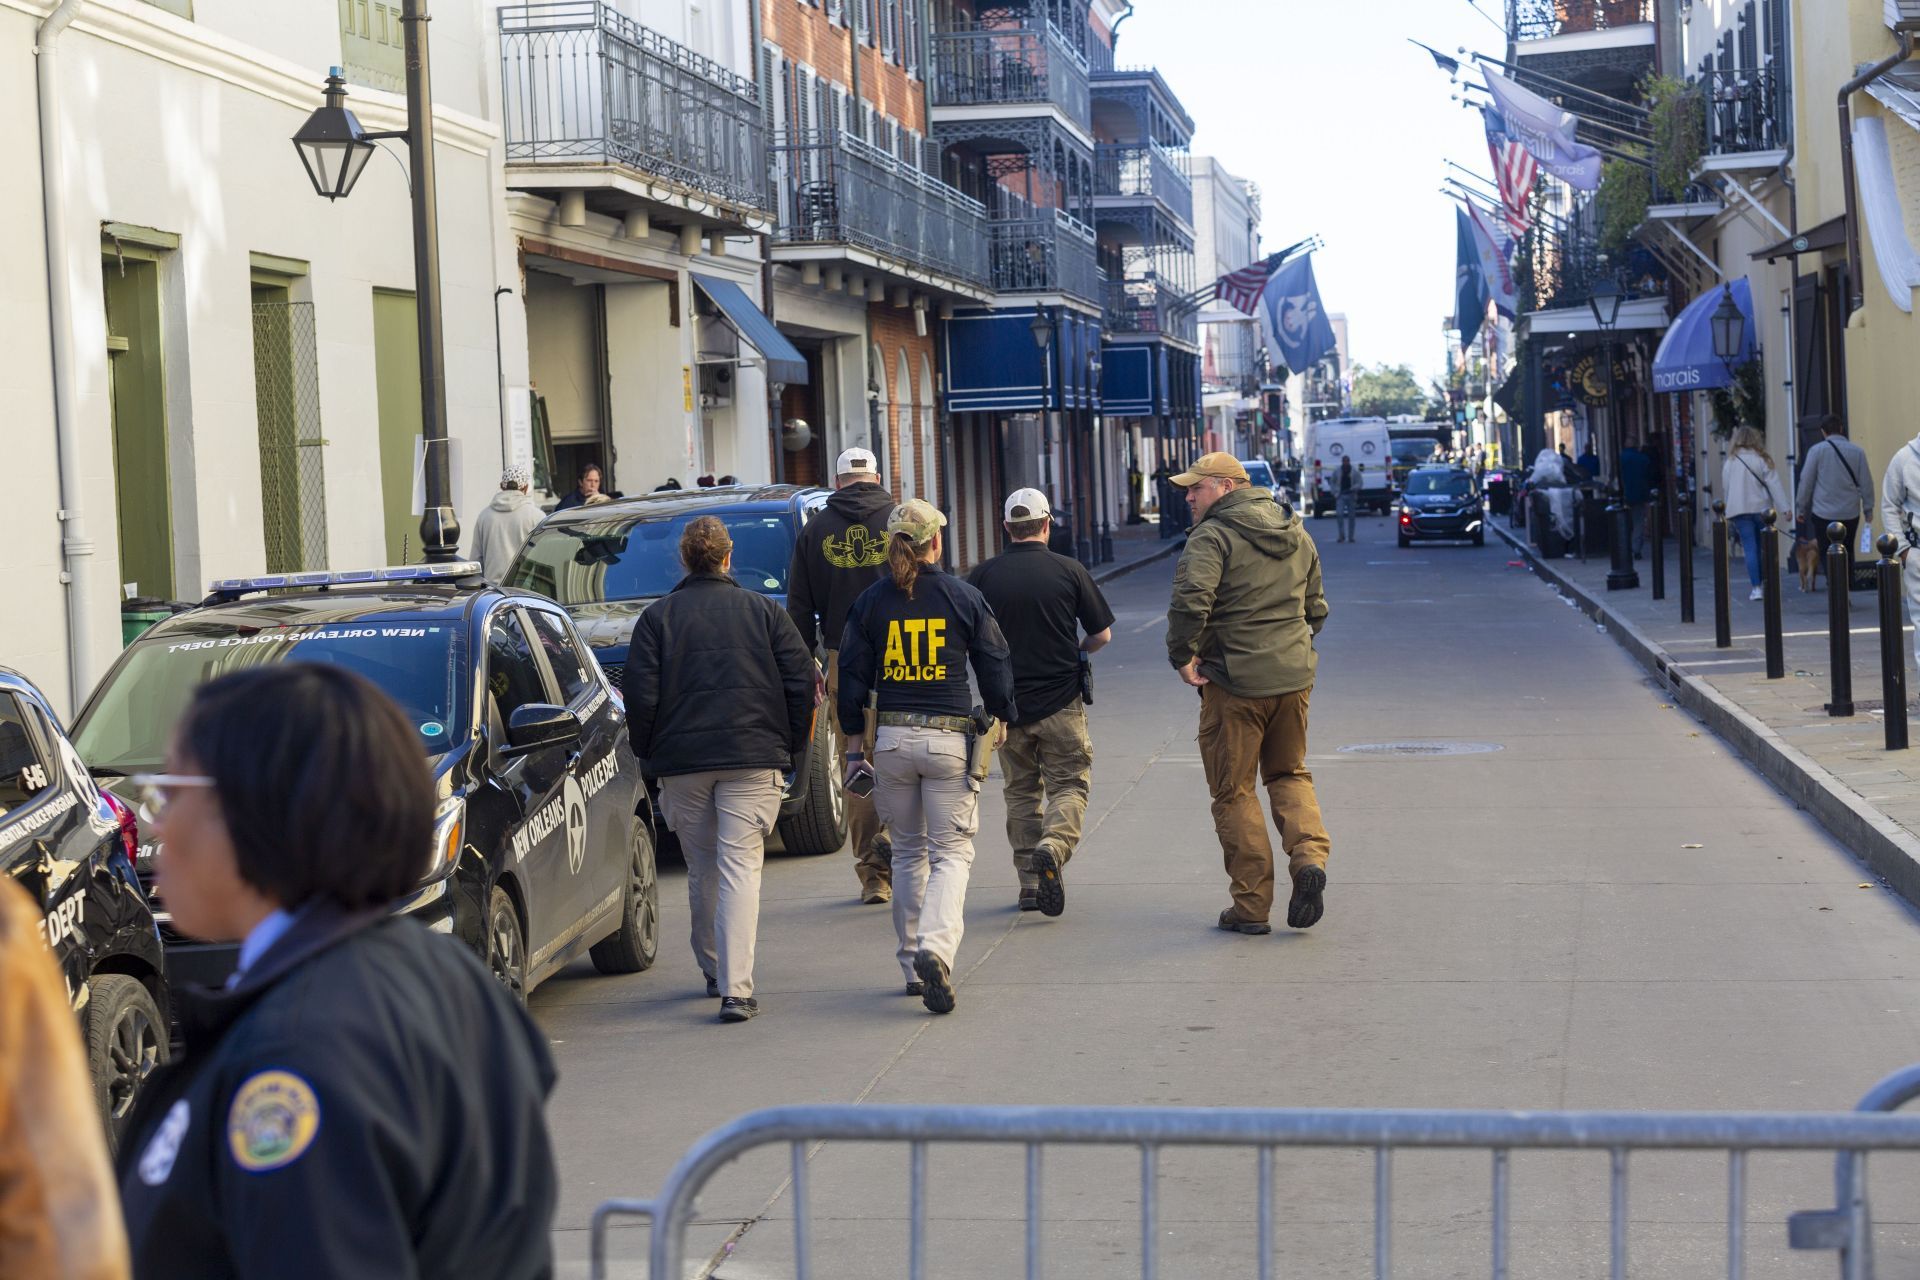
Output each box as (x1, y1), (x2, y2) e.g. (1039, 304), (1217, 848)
(1197, 684), (1331, 923)
(999, 701), (1093, 896)
(826, 649), (889, 891)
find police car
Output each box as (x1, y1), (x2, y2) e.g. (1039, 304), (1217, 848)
(67, 562), (658, 1001)
(0, 667), (169, 1149)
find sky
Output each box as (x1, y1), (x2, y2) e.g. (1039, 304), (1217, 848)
(1119, 0), (1505, 383)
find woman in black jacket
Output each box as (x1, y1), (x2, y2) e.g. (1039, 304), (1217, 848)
(623, 516), (816, 1022)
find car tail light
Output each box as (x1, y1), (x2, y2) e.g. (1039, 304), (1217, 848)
(102, 789), (139, 863)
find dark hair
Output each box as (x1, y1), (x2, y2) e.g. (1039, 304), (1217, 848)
(580, 462), (604, 480)
(1006, 516), (1048, 541)
(1813, 414), (1845, 436)
(178, 665), (432, 909)
(680, 514), (733, 575)
(888, 531), (934, 597)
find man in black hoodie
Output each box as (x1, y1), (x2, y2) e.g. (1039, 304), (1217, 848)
(786, 447), (897, 902)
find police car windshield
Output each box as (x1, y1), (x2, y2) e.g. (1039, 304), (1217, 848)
(506, 512), (794, 605)
(73, 623), (462, 772)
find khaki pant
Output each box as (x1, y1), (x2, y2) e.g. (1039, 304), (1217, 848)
(1197, 685), (1331, 923)
(826, 649), (889, 891)
(873, 726), (979, 980)
(659, 768), (782, 998)
(1000, 700), (1093, 897)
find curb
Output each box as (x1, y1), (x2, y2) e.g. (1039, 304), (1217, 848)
(1492, 520), (1920, 908)
(1093, 537), (1182, 586)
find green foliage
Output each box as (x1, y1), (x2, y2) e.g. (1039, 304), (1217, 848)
(1706, 358), (1767, 438)
(1598, 157), (1651, 254)
(1351, 363), (1427, 419)
(1646, 73), (1705, 198)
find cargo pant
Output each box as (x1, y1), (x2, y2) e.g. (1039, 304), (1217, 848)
(826, 649), (890, 893)
(1000, 701), (1093, 901)
(1197, 685), (1332, 924)
(659, 768), (783, 998)
(873, 726), (980, 982)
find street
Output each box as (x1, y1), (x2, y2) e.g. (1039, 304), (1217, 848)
(536, 515), (1920, 1278)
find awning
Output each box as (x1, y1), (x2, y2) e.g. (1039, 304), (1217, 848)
(690, 273), (809, 385)
(941, 310), (1101, 413)
(1099, 344), (1160, 416)
(1751, 214), (1846, 263)
(1651, 278), (1755, 392)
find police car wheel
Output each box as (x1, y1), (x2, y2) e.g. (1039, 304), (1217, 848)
(487, 886), (528, 1004)
(590, 826), (660, 974)
(84, 974), (167, 1154)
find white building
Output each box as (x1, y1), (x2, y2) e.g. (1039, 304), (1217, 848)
(1189, 155), (1262, 457)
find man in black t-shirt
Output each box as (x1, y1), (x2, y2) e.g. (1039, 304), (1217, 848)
(967, 489), (1114, 916)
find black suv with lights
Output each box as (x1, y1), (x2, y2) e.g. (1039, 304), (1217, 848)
(1397, 466), (1486, 547)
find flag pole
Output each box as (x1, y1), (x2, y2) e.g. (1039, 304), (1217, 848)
(1464, 48), (1651, 121)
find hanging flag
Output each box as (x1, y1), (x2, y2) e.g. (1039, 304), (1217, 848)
(1258, 254), (1338, 375)
(1473, 194), (1518, 264)
(1410, 38), (1460, 76)
(1454, 208), (1488, 348)
(1464, 200), (1517, 317)
(1480, 66), (1603, 191)
(1481, 106), (1538, 236)
(1214, 262), (1272, 316)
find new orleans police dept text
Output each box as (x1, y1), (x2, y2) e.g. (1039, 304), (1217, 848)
(511, 749), (621, 863)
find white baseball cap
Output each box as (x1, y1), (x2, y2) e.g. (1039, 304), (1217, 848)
(835, 447), (878, 477)
(1004, 488), (1052, 521)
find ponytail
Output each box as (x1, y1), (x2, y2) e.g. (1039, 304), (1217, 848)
(888, 531), (931, 598)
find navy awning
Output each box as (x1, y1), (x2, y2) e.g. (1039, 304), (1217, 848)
(943, 309), (1101, 413)
(691, 273), (809, 386)
(1100, 345), (1157, 415)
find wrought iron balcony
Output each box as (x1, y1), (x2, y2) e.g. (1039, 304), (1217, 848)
(1513, 0), (1653, 41)
(1094, 143), (1192, 227)
(931, 16), (1091, 125)
(1103, 277), (1196, 344)
(1698, 66), (1790, 156)
(989, 210), (1101, 303)
(499, 2), (768, 214)
(770, 130), (990, 290)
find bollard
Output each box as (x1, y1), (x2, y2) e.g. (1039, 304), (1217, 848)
(1606, 491), (1640, 591)
(1826, 522), (1855, 716)
(1879, 535), (1909, 750)
(1679, 487), (1696, 624)
(1712, 500), (1731, 648)
(1761, 509), (1785, 680)
(1650, 487), (1665, 601)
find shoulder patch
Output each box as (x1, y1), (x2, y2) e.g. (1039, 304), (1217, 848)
(227, 1070), (321, 1173)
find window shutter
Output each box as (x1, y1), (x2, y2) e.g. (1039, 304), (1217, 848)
(798, 67), (813, 137)
(832, 85), (848, 138)
(761, 45), (778, 137)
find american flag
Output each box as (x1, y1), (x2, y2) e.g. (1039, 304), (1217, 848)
(1482, 106), (1537, 237)
(1214, 263), (1271, 316)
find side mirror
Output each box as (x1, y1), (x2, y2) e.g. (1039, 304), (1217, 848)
(501, 704), (581, 758)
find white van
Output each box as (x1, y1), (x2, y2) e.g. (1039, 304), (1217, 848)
(1303, 417), (1394, 516)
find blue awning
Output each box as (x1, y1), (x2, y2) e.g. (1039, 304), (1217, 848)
(1651, 279), (1754, 393)
(1100, 345), (1158, 415)
(691, 273), (809, 386)
(942, 309), (1102, 413)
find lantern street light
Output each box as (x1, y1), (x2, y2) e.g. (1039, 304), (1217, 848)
(1710, 285), (1745, 374)
(1587, 274), (1639, 591)
(291, 70), (381, 200)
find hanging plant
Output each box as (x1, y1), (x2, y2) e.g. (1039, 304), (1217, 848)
(1598, 157), (1651, 253)
(1644, 72), (1705, 198)
(1705, 357), (1766, 438)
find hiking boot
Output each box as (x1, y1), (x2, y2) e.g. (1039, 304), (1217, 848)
(1217, 908), (1272, 936)
(1018, 895), (1039, 911)
(905, 981), (925, 996)
(1287, 866), (1327, 930)
(862, 882), (893, 905)
(705, 975), (719, 998)
(913, 950), (956, 1014)
(1032, 846), (1065, 917)
(718, 997), (760, 1023)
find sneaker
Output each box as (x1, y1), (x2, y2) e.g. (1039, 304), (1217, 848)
(1287, 866), (1327, 930)
(1748, 586), (1765, 601)
(862, 882), (893, 905)
(705, 975), (719, 999)
(912, 950), (956, 1014)
(1217, 908), (1272, 936)
(905, 981), (925, 996)
(1032, 847), (1065, 917)
(718, 997), (759, 1023)
(1018, 896), (1039, 911)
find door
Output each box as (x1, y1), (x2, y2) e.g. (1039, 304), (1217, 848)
(523, 604), (624, 928)
(373, 290), (421, 564)
(103, 256), (173, 601)
(251, 286), (329, 572)
(484, 609), (573, 954)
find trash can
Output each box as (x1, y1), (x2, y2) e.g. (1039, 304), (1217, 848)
(122, 597), (191, 647)
(1486, 475), (1512, 517)
(1529, 492), (1567, 558)
(1577, 494), (1610, 556)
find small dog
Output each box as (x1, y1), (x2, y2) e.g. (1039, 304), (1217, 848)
(1793, 523), (1824, 593)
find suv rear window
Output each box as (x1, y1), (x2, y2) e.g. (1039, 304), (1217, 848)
(506, 512), (796, 605)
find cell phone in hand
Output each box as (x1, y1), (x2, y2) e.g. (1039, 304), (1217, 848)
(846, 769), (875, 798)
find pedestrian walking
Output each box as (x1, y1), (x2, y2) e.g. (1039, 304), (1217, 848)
(1722, 426), (1792, 601)
(1333, 456), (1359, 543)
(624, 516), (816, 1022)
(1796, 414), (1874, 585)
(115, 665), (558, 1280)
(554, 460), (605, 511)
(787, 447), (898, 902)
(966, 489), (1114, 916)
(837, 499), (1016, 1014)
(1879, 427), (1920, 670)
(0, 875), (129, 1280)
(1618, 443), (1653, 558)
(1165, 453), (1332, 935)
(470, 464), (546, 583)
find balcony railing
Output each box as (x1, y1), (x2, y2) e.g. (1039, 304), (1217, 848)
(1103, 277), (1197, 344)
(1094, 143), (1192, 227)
(499, 2), (768, 213)
(1699, 65), (1790, 156)
(771, 130), (990, 289)
(931, 17), (1091, 124)
(1513, 0), (1654, 41)
(989, 210), (1101, 303)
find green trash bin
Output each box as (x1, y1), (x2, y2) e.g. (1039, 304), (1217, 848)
(122, 598), (180, 647)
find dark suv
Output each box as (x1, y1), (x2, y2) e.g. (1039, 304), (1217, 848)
(505, 485), (847, 857)
(1397, 466), (1486, 547)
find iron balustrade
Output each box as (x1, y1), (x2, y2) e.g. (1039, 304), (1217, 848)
(931, 16), (1091, 125)
(1104, 277), (1196, 344)
(499, 1), (769, 213)
(1698, 65), (1790, 155)
(1094, 143), (1192, 227)
(989, 210), (1101, 302)
(1513, 0), (1654, 40)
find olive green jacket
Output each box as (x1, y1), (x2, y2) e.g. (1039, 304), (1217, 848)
(1166, 487), (1328, 697)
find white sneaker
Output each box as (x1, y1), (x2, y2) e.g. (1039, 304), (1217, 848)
(1748, 586), (1764, 601)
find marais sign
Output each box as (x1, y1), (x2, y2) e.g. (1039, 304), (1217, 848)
(512, 748), (622, 874)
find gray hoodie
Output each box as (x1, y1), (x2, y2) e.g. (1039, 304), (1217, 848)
(471, 489), (546, 583)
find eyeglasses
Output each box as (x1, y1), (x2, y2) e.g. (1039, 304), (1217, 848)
(129, 774), (216, 824)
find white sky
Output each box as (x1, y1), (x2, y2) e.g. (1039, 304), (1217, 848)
(1121, 0), (1502, 382)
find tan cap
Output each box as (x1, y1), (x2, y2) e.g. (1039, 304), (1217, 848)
(1169, 452), (1251, 487)
(886, 497), (948, 544)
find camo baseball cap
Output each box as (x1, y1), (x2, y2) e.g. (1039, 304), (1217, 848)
(886, 498), (948, 544)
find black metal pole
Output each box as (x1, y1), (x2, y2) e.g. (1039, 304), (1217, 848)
(1606, 485), (1640, 590)
(1679, 485), (1696, 623)
(1762, 508), (1785, 679)
(1879, 535), (1909, 750)
(1712, 500), (1731, 648)
(1574, 489), (1586, 563)
(1650, 486), (1665, 600)
(1826, 521), (1855, 716)
(401, 0), (458, 562)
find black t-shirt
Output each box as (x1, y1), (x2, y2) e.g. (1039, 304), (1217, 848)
(967, 542), (1115, 726)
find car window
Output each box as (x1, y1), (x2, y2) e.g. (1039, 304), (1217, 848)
(506, 511), (795, 605)
(0, 694), (51, 817)
(1407, 472), (1473, 497)
(1243, 461), (1275, 488)
(486, 614), (550, 721)
(525, 608), (595, 705)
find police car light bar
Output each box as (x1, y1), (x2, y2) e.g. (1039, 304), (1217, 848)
(209, 562), (482, 595)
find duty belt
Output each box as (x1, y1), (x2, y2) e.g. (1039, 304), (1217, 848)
(877, 712), (971, 734)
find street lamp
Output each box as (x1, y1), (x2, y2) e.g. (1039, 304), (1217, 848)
(1588, 274), (1639, 591)
(1710, 285), (1744, 374)
(1090, 351), (1111, 561)
(292, 2), (459, 564)
(1030, 310), (1055, 350)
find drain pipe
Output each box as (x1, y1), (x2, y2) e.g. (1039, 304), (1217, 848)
(36, 0), (95, 714)
(1840, 25), (1918, 317)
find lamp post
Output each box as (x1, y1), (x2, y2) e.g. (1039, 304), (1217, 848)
(1588, 275), (1638, 590)
(1089, 350), (1111, 561)
(293, 6), (458, 563)
(1030, 309), (1070, 553)
(1710, 285), (1744, 377)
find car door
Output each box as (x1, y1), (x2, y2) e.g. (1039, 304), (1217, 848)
(0, 691), (98, 1001)
(483, 608), (576, 957)
(523, 603), (627, 927)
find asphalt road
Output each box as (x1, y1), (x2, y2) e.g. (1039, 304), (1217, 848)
(537, 510), (1920, 1278)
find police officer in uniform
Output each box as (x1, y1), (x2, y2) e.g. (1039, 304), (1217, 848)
(967, 489), (1113, 916)
(838, 499), (1017, 1014)
(116, 665), (557, 1280)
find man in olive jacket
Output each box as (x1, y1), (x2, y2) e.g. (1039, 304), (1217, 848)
(1165, 453), (1332, 935)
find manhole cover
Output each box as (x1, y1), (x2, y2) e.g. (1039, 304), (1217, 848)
(1337, 742), (1504, 757)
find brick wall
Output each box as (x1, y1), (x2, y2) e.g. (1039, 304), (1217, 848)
(869, 302), (936, 504)
(764, 1), (928, 132)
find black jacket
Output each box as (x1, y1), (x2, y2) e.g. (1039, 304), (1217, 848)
(836, 566), (1017, 736)
(624, 572), (816, 777)
(116, 904), (558, 1280)
(785, 482), (896, 649)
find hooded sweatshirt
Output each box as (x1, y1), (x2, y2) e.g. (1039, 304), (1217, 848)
(1166, 486), (1329, 698)
(470, 489), (546, 583)
(785, 481), (897, 649)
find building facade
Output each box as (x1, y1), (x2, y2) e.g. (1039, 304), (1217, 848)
(1192, 156), (1262, 460)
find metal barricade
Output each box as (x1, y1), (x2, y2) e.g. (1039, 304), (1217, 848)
(591, 1066), (1920, 1280)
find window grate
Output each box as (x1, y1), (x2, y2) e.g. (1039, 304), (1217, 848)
(251, 301), (329, 574)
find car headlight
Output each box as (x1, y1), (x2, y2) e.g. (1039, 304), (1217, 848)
(421, 797), (465, 886)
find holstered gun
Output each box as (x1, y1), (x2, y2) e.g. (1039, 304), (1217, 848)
(967, 706), (997, 783)
(861, 693), (878, 756)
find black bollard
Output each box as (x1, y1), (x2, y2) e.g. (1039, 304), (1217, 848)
(1607, 491), (1640, 591)
(1650, 487), (1665, 601)
(1879, 534), (1910, 750)
(1762, 509), (1785, 679)
(1679, 487), (1696, 624)
(1826, 522), (1854, 716)
(1712, 500), (1731, 648)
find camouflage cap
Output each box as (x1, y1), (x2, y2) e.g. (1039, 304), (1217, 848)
(886, 498), (949, 544)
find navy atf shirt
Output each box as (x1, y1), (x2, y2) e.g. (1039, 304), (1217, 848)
(836, 566), (1017, 735)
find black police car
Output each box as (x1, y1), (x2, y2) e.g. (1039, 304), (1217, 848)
(67, 562), (658, 1001)
(0, 667), (168, 1148)
(1397, 465), (1487, 547)
(504, 485), (848, 857)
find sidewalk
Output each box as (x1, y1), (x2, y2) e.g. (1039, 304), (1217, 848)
(1493, 516), (1920, 908)
(1090, 516), (1183, 586)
